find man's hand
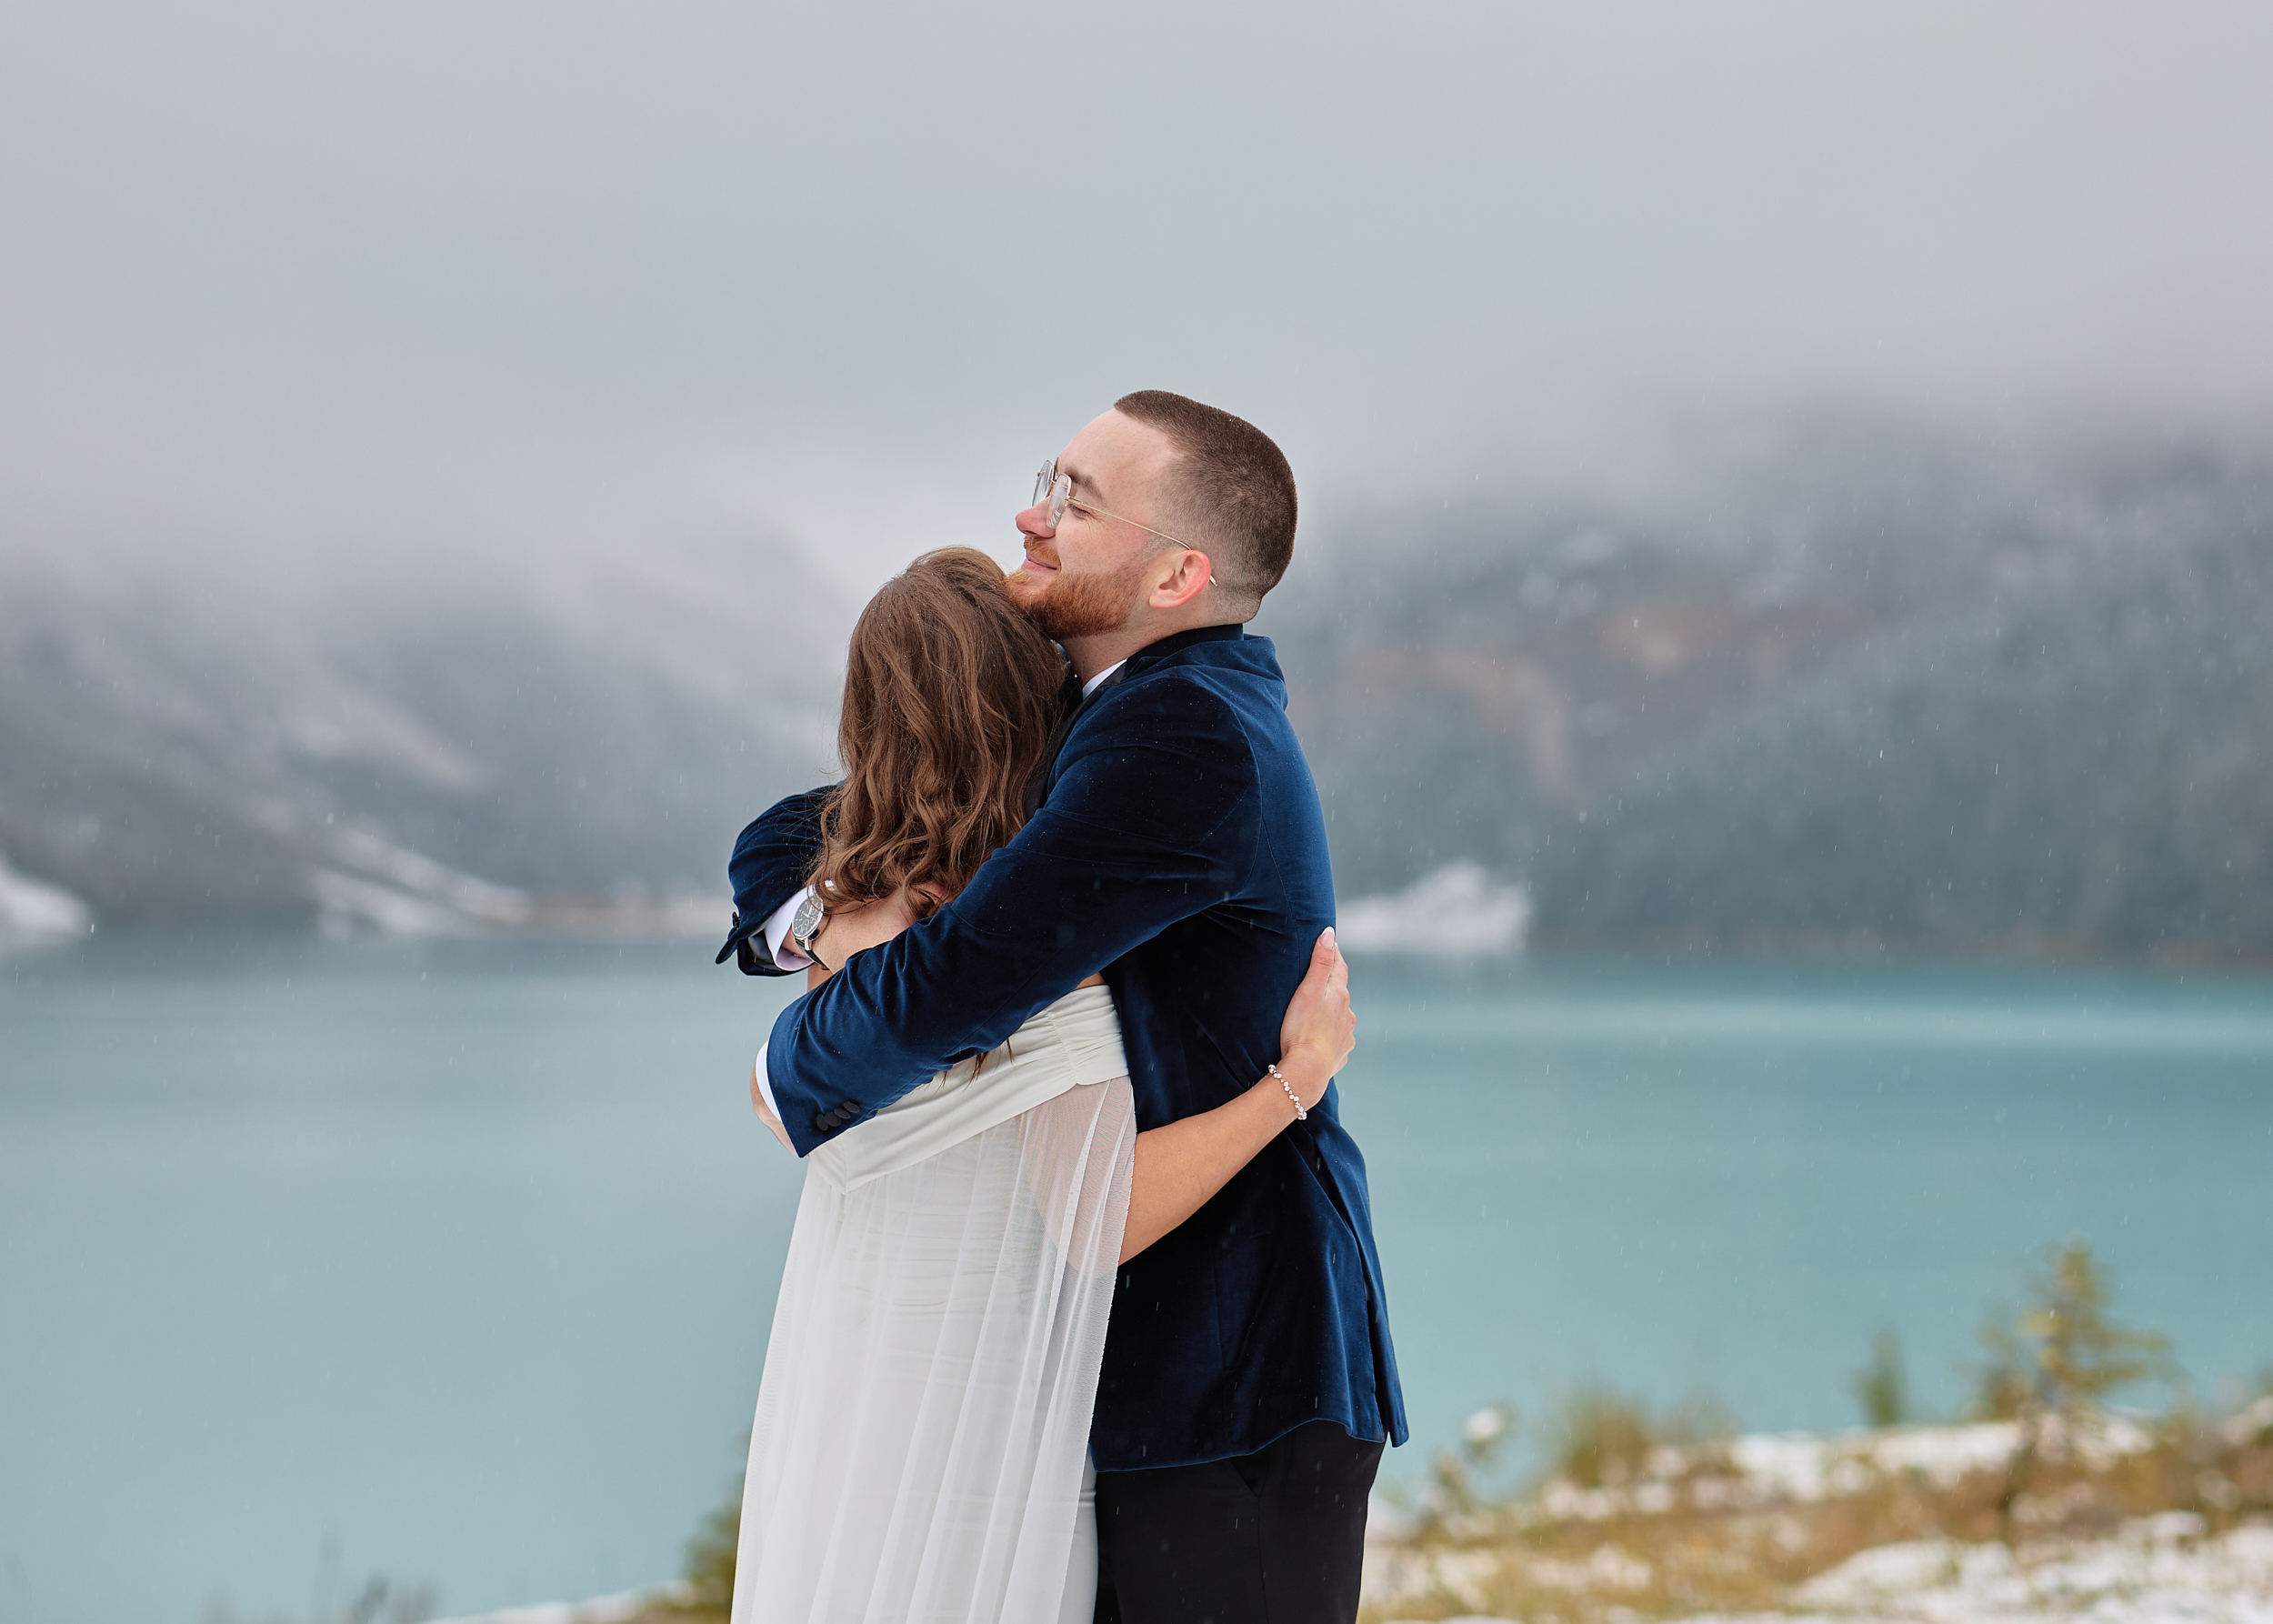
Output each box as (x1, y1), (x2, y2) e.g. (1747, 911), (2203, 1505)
(750, 1057), (794, 1153)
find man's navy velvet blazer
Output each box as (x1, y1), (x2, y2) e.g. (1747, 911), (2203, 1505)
(720, 624), (1407, 1473)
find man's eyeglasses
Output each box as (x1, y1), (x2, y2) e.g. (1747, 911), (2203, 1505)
(1033, 459), (1196, 551)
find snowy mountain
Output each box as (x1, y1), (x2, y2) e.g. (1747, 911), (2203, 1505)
(0, 540), (843, 937)
(1269, 424), (2273, 957)
(6, 422), (2269, 956)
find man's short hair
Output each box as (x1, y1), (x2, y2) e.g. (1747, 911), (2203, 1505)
(1114, 390), (1297, 617)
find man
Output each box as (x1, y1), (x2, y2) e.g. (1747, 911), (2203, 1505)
(717, 390), (1405, 1622)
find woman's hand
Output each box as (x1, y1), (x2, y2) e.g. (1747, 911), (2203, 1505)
(1275, 927), (1355, 1111)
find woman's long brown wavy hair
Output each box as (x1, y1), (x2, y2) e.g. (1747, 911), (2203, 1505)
(806, 546), (1070, 920)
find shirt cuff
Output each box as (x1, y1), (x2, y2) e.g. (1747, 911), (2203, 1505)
(763, 887), (815, 970)
(753, 1041), (783, 1123)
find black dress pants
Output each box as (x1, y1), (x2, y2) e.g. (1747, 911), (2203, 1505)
(1092, 1420), (1383, 1624)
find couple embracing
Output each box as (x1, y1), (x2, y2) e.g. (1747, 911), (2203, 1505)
(716, 392), (1406, 1623)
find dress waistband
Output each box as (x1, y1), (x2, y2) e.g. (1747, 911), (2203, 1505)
(807, 984), (1126, 1193)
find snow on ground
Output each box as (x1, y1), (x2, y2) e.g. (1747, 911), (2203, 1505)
(1723, 1416), (2151, 1501)
(1337, 861), (1531, 954)
(303, 820), (724, 937)
(1788, 1516), (2273, 1621)
(306, 823), (534, 937)
(428, 1418), (2273, 1624)
(0, 850), (91, 942)
(424, 1517), (2273, 1624)
(422, 1585), (682, 1624)
(1376, 1516), (2273, 1620)
(1453, 1418), (2161, 1529)
(1365, 1418), (2273, 1622)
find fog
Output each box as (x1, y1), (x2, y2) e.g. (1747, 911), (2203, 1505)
(6, 1), (2273, 950)
(5, 0), (2272, 590)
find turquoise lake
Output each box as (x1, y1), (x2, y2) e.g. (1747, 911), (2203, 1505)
(3, 937), (2269, 1623)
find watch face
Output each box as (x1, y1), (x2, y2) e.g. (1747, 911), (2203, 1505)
(792, 892), (826, 944)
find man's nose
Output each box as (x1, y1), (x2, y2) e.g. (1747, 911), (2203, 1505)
(1016, 499), (1056, 540)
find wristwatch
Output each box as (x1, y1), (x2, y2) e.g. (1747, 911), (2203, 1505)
(789, 891), (828, 967)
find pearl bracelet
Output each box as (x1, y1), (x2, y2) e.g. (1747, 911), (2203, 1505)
(1268, 1061), (1306, 1121)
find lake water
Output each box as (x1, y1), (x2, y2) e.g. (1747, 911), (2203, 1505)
(4, 937), (2269, 1623)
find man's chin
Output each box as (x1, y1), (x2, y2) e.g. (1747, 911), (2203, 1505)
(1003, 572), (1066, 630)
(1007, 556), (1147, 641)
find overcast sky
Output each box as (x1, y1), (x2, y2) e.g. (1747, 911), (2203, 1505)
(4, 0), (2268, 594)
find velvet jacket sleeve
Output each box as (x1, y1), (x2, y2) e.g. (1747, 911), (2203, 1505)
(714, 787), (831, 975)
(765, 676), (1254, 1155)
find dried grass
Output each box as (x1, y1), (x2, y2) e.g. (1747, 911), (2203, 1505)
(1362, 1398), (2273, 1622)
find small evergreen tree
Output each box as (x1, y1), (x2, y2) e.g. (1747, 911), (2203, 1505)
(2021, 1243), (2174, 1414)
(669, 1476), (741, 1619)
(1976, 1241), (2175, 1542)
(1545, 1384), (1657, 1489)
(1414, 1402), (1517, 1532)
(1849, 1328), (1909, 1429)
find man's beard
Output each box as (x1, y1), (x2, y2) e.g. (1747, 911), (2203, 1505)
(1005, 551), (1150, 641)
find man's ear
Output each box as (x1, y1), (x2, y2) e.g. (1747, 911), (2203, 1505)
(1149, 547), (1214, 611)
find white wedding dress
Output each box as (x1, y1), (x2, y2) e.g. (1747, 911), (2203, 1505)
(730, 984), (1136, 1624)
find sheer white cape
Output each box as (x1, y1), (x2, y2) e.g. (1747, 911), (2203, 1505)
(731, 985), (1136, 1624)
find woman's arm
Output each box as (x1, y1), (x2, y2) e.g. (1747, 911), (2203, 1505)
(738, 891), (921, 1151)
(1119, 927), (1354, 1264)
(760, 901), (1357, 1263)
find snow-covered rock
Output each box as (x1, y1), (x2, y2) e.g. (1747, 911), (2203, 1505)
(0, 850), (92, 943)
(1337, 862), (1530, 954)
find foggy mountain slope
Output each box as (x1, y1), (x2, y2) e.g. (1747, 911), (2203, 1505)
(0, 543), (843, 930)
(1529, 448), (2273, 953)
(7, 424), (2270, 955)
(1267, 421), (2034, 894)
(1267, 428), (2273, 954)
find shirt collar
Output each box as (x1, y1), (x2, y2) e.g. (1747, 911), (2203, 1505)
(1076, 623), (1246, 700)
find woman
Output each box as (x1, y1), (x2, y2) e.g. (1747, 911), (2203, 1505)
(730, 548), (1354, 1624)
